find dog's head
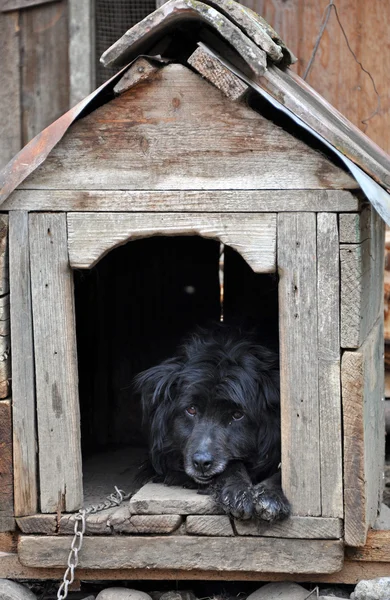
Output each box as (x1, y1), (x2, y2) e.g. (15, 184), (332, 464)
(136, 328), (280, 484)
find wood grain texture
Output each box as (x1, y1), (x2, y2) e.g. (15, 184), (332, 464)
(29, 213), (82, 513)
(20, 64), (356, 191)
(0, 399), (14, 531)
(277, 212), (321, 516)
(235, 516), (342, 539)
(0, 215), (9, 296)
(0, 531), (17, 553)
(317, 213), (343, 518)
(129, 483), (222, 516)
(0, 295), (11, 399)
(339, 208), (371, 244)
(0, 10), (21, 170)
(69, 0), (95, 106)
(186, 515), (234, 536)
(346, 529), (390, 562)
(342, 318), (385, 546)
(18, 535), (344, 573)
(188, 46), (248, 100)
(67, 212), (277, 273)
(9, 212), (38, 516)
(240, 0), (390, 156)
(340, 207), (385, 348)
(20, 0), (69, 144)
(16, 514), (57, 535)
(109, 509), (183, 535)
(3, 189), (360, 213)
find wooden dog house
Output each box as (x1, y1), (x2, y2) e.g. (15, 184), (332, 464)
(1, 0), (390, 581)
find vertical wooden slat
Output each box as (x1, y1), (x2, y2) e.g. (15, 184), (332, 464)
(0, 216), (11, 399)
(278, 212), (321, 516)
(20, 0), (69, 144)
(29, 213), (82, 513)
(0, 399), (14, 531)
(342, 318), (385, 546)
(9, 211), (38, 516)
(0, 10), (21, 169)
(69, 0), (95, 107)
(317, 213), (343, 518)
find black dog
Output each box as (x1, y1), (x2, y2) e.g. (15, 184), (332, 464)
(135, 326), (290, 521)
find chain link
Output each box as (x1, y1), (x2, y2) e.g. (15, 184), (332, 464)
(57, 486), (131, 600)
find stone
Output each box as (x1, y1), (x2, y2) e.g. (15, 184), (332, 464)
(129, 483), (222, 515)
(0, 580), (37, 600)
(351, 578), (390, 600)
(159, 592), (197, 600)
(96, 589), (153, 600)
(246, 582), (310, 600)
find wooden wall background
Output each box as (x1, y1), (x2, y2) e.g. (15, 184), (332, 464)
(1, 0), (389, 170)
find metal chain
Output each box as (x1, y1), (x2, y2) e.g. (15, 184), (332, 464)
(57, 486), (131, 600)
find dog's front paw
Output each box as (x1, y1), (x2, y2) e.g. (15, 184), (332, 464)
(252, 483), (291, 522)
(216, 484), (254, 520)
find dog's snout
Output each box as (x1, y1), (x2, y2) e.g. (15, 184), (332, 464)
(192, 451), (213, 473)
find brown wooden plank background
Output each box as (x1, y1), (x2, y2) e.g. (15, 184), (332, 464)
(240, 0), (390, 154)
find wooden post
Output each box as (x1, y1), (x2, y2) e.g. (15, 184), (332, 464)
(9, 211), (38, 516)
(29, 213), (82, 513)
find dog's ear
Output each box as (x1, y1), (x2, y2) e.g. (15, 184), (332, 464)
(251, 346), (280, 413)
(134, 359), (182, 475)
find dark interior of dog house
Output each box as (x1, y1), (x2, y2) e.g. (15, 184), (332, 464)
(73, 236), (279, 499)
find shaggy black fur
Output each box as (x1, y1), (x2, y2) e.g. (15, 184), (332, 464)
(135, 326), (290, 521)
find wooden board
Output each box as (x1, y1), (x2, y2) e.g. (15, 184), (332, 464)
(69, 0), (95, 106)
(0, 295), (11, 399)
(20, 0), (69, 144)
(340, 205), (385, 349)
(0, 10), (21, 170)
(4, 553), (390, 583)
(317, 213), (343, 518)
(188, 46), (248, 101)
(235, 516), (342, 539)
(0, 215), (9, 296)
(339, 208), (371, 244)
(129, 483), (222, 516)
(186, 515), (234, 536)
(67, 212), (277, 273)
(9, 211), (38, 516)
(20, 64), (356, 191)
(0, 399), (14, 531)
(29, 213), (82, 512)
(342, 318), (385, 546)
(18, 535), (344, 573)
(346, 529), (390, 562)
(277, 212), (321, 516)
(3, 189), (360, 213)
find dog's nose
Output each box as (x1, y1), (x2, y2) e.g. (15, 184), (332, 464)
(192, 452), (213, 473)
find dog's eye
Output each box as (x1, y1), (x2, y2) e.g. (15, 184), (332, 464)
(232, 410), (244, 421)
(186, 406), (197, 416)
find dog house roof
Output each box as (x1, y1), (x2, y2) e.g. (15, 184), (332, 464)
(1, 0), (390, 223)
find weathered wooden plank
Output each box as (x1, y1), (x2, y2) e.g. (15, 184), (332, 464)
(1, 0), (60, 10)
(29, 213), (82, 512)
(235, 516), (342, 539)
(346, 529), (390, 562)
(17, 514), (57, 535)
(186, 515), (234, 536)
(277, 212), (321, 516)
(3, 552), (390, 583)
(20, 0), (69, 144)
(109, 508), (183, 534)
(18, 535), (344, 573)
(9, 211), (37, 516)
(129, 483), (222, 516)
(20, 64), (357, 191)
(0, 399), (14, 531)
(0, 215), (9, 296)
(0, 531), (17, 553)
(69, 0), (95, 106)
(342, 318), (385, 546)
(114, 57), (159, 95)
(3, 189), (360, 213)
(67, 212), (277, 273)
(0, 295), (10, 399)
(317, 213), (343, 518)
(188, 46), (248, 101)
(0, 10), (21, 170)
(340, 207), (385, 348)
(339, 208), (371, 244)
